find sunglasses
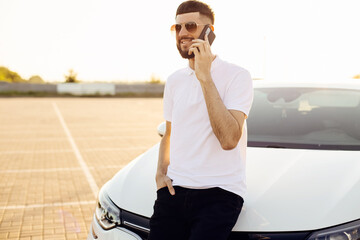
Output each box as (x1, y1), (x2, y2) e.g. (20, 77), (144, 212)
(170, 22), (214, 33)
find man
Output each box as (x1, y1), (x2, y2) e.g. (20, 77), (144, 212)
(149, 1), (253, 240)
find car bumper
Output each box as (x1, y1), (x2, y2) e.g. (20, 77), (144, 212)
(87, 215), (143, 240)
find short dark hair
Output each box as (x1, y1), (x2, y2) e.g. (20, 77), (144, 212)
(176, 0), (215, 25)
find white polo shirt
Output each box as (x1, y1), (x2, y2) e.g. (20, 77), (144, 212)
(163, 56), (253, 197)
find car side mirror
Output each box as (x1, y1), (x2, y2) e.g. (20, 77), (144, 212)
(157, 122), (166, 137)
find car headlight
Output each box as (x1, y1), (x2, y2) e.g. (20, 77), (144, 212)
(95, 189), (121, 230)
(307, 219), (360, 240)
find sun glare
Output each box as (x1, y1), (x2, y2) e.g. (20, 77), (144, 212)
(0, 0), (359, 83)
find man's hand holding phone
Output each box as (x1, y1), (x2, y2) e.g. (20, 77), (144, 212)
(189, 34), (214, 83)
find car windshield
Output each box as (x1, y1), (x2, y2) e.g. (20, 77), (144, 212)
(247, 87), (360, 150)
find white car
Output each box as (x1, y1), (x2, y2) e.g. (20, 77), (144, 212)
(88, 81), (360, 240)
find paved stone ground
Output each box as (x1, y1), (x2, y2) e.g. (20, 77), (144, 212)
(0, 98), (164, 239)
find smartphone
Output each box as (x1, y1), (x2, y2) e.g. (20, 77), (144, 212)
(198, 25), (216, 45)
(188, 25), (215, 58)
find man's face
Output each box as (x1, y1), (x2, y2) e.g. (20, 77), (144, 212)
(175, 12), (210, 59)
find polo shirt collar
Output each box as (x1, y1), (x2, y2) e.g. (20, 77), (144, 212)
(186, 55), (221, 76)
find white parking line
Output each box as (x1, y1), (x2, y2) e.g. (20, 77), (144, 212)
(52, 102), (99, 199)
(0, 167), (83, 173)
(0, 146), (147, 155)
(0, 200), (96, 210)
(0, 149), (73, 154)
(76, 136), (156, 140)
(0, 126), (153, 132)
(0, 165), (125, 174)
(0, 135), (155, 142)
(0, 138), (67, 143)
(83, 147), (148, 151)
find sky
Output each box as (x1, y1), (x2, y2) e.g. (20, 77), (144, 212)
(0, 0), (359, 83)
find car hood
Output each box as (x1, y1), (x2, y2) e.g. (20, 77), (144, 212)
(106, 144), (360, 232)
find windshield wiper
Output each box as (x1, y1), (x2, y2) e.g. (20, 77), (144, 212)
(248, 141), (360, 150)
(248, 141), (289, 148)
(265, 145), (287, 148)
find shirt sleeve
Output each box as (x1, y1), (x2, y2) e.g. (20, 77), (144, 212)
(223, 70), (254, 117)
(163, 79), (173, 122)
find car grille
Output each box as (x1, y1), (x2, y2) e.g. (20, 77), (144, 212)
(121, 210), (150, 240)
(121, 210), (311, 240)
(229, 232), (311, 240)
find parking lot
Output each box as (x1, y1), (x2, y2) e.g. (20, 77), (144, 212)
(0, 98), (164, 239)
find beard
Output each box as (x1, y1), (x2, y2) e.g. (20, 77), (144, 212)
(177, 38), (195, 59)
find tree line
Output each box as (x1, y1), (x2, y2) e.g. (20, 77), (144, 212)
(2, 65), (359, 83)
(0, 66), (45, 83)
(0, 67), (79, 84)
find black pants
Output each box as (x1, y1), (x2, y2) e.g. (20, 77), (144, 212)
(148, 186), (243, 240)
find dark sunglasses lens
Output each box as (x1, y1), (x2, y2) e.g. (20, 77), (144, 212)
(175, 24), (182, 32)
(185, 22), (197, 32)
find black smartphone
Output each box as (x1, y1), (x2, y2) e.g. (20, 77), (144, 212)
(198, 25), (216, 45)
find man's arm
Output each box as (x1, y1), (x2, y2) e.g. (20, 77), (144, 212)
(200, 81), (246, 150)
(155, 121), (175, 195)
(189, 36), (246, 150)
